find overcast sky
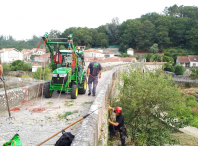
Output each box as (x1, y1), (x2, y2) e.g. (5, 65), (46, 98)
(0, 0), (197, 40)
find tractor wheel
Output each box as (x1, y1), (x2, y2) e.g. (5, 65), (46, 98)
(71, 85), (78, 99)
(57, 91), (65, 94)
(79, 75), (87, 94)
(44, 82), (53, 98)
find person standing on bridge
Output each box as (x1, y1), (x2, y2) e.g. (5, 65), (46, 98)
(86, 57), (102, 96)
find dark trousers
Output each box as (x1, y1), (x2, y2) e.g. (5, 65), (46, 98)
(88, 75), (98, 95)
(109, 124), (126, 146)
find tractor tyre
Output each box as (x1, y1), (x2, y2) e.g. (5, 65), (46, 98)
(44, 82), (52, 98)
(79, 75), (87, 94)
(71, 84), (78, 99)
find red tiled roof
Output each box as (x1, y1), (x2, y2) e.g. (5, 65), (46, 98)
(145, 62), (166, 65)
(21, 49), (31, 52)
(33, 48), (46, 52)
(84, 49), (101, 53)
(0, 48), (14, 52)
(177, 56), (189, 63)
(23, 52), (31, 55)
(127, 48), (134, 50)
(188, 55), (198, 62)
(33, 64), (41, 66)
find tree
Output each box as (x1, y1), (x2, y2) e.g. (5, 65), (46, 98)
(33, 67), (52, 80)
(2, 63), (11, 75)
(112, 66), (188, 145)
(96, 33), (108, 47)
(48, 29), (61, 38)
(101, 39), (108, 48)
(136, 20), (155, 49)
(174, 64), (186, 75)
(59, 45), (66, 50)
(106, 17), (120, 45)
(150, 43), (159, 54)
(163, 62), (173, 72)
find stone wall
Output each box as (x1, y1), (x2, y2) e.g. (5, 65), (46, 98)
(7, 71), (33, 77)
(164, 71), (198, 87)
(0, 81), (49, 112)
(71, 63), (144, 146)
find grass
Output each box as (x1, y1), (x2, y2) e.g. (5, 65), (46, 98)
(58, 110), (79, 120)
(65, 100), (75, 107)
(47, 101), (53, 104)
(82, 101), (93, 106)
(172, 132), (198, 145)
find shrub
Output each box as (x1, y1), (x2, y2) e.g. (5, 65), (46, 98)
(150, 43), (159, 54)
(33, 67), (51, 81)
(163, 56), (174, 64)
(22, 63), (32, 71)
(2, 63), (11, 75)
(187, 95), (195, 101)
(174, 65), (186, 75)
(163, 62), (173, 72)
(113, 66), (187, 145)
(190, 72), (196, 76)
(186, 100), (198, 107)
(10, 60), (24, 71)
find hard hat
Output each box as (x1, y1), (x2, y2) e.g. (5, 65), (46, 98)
(115, 107), (122, 113)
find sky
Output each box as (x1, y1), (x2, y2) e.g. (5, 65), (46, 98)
(0, 0), (197, 40)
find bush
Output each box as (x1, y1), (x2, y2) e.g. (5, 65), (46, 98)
(163, 62), (173, 72)
(174, 65), (186, 75)
(22, 63), (32, 71)
(186, 100), (198, 107)
(113, 66), (187, 145)
(33, 67), (51, 81)
(190, 72), (197, 76)
(163, 56), (174, 64)
(2, 63), (11, 75)
(187, 95), (196, 101)
(10, 60), (24, 71)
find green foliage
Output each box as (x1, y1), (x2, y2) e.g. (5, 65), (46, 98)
(33, 67), (51, 80)
(144, 53), (162, 62)
(113, 66), (187, 145)
(2, 63), (11, 75)
(21, 74), (30, 78)
(186, 100), (198, 107)
(59, 45), (66, 50)
(10, 60), (24, 71)
(96, 33), (108, 47)
(22, 63), (32, 71)
(163, 56), (174, 64)
(150, 43), (159, 54)
(187, 95), (196, 101)
(101, 39), (108, 48)
(190, 69), (198, 76)
(163, 62), (173, 72)
(119, 53), (131, 57)
(174, 65), (186, 75)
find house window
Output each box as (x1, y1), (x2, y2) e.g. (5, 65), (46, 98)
(193, 63), (196, 67)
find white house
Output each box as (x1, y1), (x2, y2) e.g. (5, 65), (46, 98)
(32, 64), (42, 72)
(176, 55), (198, 68)
(84, 49), (105, 57)
(127, 48), (134, 56)
(176, 56), (190, 67)
(0, 48), (23, 63)
(31, 48), (45, 55)
(188, 55), (198, 67)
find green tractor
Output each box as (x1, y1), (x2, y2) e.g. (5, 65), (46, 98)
(42, 33), (87, 99)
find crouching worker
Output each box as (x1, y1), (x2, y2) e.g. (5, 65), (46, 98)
(108, 106), (126, 146)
